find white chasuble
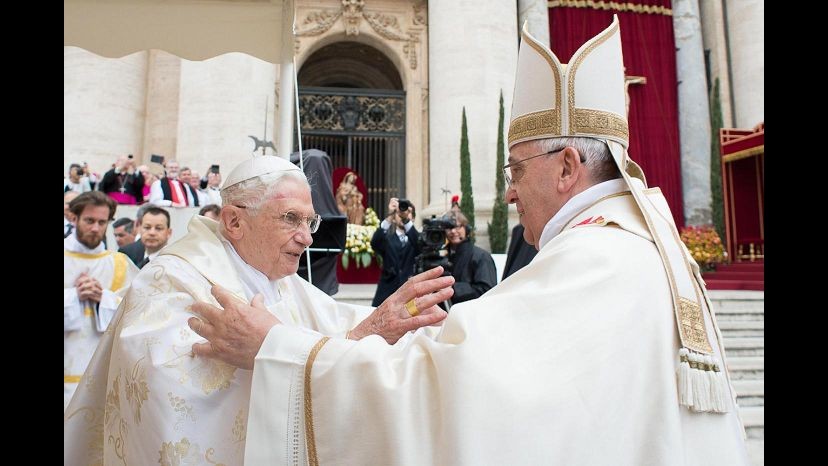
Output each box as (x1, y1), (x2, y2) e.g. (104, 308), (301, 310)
(64, 235), (139, 410)
(246, 191), (750, 466)
(64, 216), (372, 465)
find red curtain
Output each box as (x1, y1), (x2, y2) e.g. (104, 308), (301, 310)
(548, 0), (684, 227)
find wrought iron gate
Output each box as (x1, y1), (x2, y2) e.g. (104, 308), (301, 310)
(298, 87), (406, 215)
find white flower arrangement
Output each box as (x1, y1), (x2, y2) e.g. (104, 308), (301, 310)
(342, 208), (382, 269)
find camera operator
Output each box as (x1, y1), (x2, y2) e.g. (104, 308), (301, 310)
(370, 197), (420, 306)
(64, 163), (93, 193)
(443, 210), (497, 306)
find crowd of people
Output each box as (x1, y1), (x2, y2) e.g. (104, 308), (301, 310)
(64, 156), (223, 207)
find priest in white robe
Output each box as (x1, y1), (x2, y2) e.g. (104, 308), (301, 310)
(64, 191), (139, 410)
(63, 156), (453, 465)
(190, 18), (751, 465)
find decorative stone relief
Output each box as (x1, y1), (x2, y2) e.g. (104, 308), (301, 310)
(412, 0), (427, 25)
(342, 0), (365, 35)
(296, 1), (424, 69)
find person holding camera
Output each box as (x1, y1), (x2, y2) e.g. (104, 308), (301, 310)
(370, 197), (420, 306)
(443, 210), (497, 306)
(99, 154), (145, 205)
(64, 163), (92, 193)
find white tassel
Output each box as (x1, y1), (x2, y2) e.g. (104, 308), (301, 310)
(708, 356), (729, 413)
(690, 352), (711, 412)
(678, 350), (731, 413)
(677, 348), (694, 408)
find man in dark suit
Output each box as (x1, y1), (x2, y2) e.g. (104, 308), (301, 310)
(371, 198), (420, 306)
(502, 224), (538, 280)
(119, 206), (171, 268)
(119, 237), (146, 267)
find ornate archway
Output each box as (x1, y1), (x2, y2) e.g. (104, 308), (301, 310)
(293, 0), (429, 217)
(298, 41), (406, 214)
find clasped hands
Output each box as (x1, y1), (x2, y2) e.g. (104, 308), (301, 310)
(188, 267), (454, 370)
(76, 273), (103, 303)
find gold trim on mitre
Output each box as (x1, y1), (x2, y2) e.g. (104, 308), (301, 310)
(508, 22), (564, 148)
(508, 17), (629, 149)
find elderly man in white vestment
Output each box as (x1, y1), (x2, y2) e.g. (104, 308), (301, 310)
(189, 18), (751, 466)
(64, 191), (140, 410)
(63, 156), (453, 465)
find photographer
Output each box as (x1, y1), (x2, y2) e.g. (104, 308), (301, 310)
(64, 163), (92, 193)
(443, 210), (497, 306)
(371, 197), (420, 306)
(99, 155), (145, 205)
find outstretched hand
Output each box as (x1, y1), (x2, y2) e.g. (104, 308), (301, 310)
(188, 286), (278, 370)
(349, 266), (453, 344)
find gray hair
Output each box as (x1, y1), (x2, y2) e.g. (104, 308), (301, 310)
(537, 137), (621, 184)
(221, 170), (310, 216)
(135, 203), (154, 224)
(112, 217), (134, 233)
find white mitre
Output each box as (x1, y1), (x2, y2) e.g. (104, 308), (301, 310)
(221, 155), (302, 192)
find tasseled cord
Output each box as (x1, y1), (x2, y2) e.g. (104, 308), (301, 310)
(678, 348), (729, 413)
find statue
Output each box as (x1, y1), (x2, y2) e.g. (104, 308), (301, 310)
(336, 171), (366, 225)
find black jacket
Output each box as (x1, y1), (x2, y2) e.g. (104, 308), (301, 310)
(119, 240), (146, 268)
(448, 240), (497, 305)
(502, 224), (538, 280)
(158, 177), (200, 206)
(371, 224), (420, 307)
(99, 168), (145, 202)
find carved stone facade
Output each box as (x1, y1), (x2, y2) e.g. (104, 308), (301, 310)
(293, 0), (429, 216)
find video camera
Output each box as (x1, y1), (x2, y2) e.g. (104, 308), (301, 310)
(415, 215), (455, 275)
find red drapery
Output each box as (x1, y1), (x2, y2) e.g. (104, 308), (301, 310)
(548, 0), (684, 227)
(720, 124), (764, 261)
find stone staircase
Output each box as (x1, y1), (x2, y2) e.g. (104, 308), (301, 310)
(710, 290), (764, 466)
(333, 286), (765, 464)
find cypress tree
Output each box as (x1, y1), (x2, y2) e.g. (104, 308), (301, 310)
(459, 107), (476, 236)
(487, 91), (508, 253)
(709, 78), (725, 246)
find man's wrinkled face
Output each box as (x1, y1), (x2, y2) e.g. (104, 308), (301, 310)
(76, 205), (111, 249)
(166, 162), (180, 179)
(179, 168), (191, 185)
(505, 141), (564, 249)
(113, 225), (136, 248)
(241, 178), (315, 280)
(140, 213), (172, 253)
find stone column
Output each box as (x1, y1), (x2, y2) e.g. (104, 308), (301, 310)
(518, 0), (550, 48)
(428, 0), (518, 247)
(725, 0), (764, 127)
(142, 50), (181, 164)
(699, 0), (734, 127)
(63, 47), (148, 175)
(673, 0), (712, 226)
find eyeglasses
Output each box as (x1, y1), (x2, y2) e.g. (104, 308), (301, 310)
(502, 147), (566, 187)
(234, 206), (322, 233)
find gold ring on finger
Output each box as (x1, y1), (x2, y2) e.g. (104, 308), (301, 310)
(405, 299), (420, 317)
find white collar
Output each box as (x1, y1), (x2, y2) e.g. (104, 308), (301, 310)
(218, 234), (283, 307)
(538, 178), (641, 250)
(64, 229), (105, 254)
